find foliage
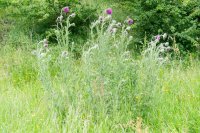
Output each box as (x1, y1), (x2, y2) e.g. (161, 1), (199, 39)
(3, 0), (98, 39)
(114, 0), (200, 52)
(2, 0), (199, 53)
(1, 2), (200, 132)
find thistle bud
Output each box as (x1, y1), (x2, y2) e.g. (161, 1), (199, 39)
(112, 20), (117, 24)
(126, 26), (131, 31)
(116, 22), (122, 27)
(57, 15), (63, 22)
(43, 39), (48, 48)
(61, 51), (68, 58)
(69, 13), (76, 18)
(129, 36), (133, 41)
(110, 28), (117, 35)
(105, 15), (112, 21)
(164, 42), (169, 47)
(99, 16), (104, 23)
(163, 33), (167, 40)
(70, 23), (75, 27)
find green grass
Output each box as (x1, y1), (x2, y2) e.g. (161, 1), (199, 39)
(1, 40), (200, 133)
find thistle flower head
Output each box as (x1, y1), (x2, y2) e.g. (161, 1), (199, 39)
(63, 7), (70, 13)
(106, 8), (112, 15)
(156, 35), (161, 41)
(128, 18), (134, 25)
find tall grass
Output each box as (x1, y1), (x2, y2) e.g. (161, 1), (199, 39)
(0, 7), (200, 133)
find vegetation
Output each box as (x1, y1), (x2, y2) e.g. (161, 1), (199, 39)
(0, 0), (200, 132)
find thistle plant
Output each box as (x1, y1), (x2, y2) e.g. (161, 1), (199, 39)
(34, 6), (153, 131)
(32, 6), (78, 125)
(33, 39), (52, 92)
(134, 33), (173, 117)
(32, 38), (64, 121)
(143, 33), (172, 63)
(82, 8), (136, 117)
(55, 7), (76, 51)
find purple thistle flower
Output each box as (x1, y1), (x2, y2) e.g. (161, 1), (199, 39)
(128, 18), (134, 25)
(63, 7), (70, 13)
(106, 8), (112, 15)
(156, 35), (161, 41)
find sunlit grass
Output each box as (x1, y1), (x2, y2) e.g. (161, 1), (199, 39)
(1, 37), (200, 132)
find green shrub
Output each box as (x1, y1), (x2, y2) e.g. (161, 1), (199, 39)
(5, 0), (98, 40)
(90, 0), (200, 53)
(115, 0), (200, 52)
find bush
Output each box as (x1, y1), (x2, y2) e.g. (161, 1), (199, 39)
(116, 0), (200, 52)
(5, 0), (98, 40)
(141, 0), (199, 51)
(3, 0), (200, 53)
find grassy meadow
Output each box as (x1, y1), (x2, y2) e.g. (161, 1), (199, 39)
(0, 0), (200, 132)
